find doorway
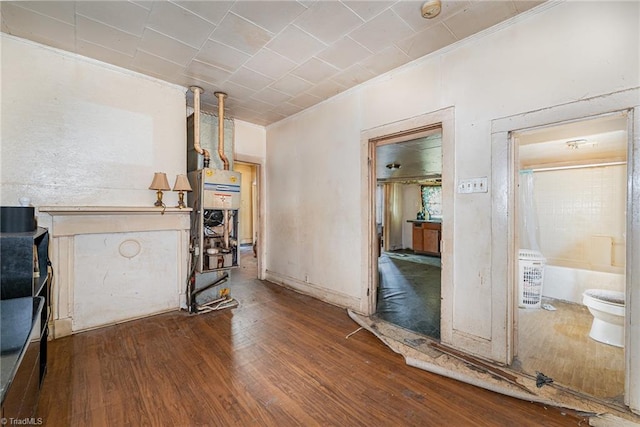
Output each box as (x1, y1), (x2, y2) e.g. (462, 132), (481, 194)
(372, 129), (443, 340)
(511, 112), (629, 402)
(234, 161), (260, 277)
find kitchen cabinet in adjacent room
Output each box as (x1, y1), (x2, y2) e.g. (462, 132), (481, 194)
(409, 220), (442, 257)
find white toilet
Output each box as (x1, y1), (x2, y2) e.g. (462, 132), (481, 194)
(582, 289), (625, 348)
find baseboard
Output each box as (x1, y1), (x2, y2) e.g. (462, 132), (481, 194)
(264, 270), (360, 311)
(52, 318), (73, 338)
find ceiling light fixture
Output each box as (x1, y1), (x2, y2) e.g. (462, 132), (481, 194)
(421, 0), (442, 19)
(386, 163), (402, 170)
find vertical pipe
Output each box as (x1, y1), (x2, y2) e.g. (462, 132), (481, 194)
(223, 210), (230, 250)
(189, 86), (210, 167)
(215, 92), (229, 170)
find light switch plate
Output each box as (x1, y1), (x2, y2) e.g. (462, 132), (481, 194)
(457, 177), (488, 193)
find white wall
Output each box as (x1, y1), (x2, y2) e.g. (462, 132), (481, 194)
(0, 34), (186, 212)
(235, 119), (266, 162)
(264, 0), (640, 329)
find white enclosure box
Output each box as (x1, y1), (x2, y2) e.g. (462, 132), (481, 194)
(518, 250), (546, 309)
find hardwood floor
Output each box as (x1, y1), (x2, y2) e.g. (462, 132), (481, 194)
(36, 249), (586, 426)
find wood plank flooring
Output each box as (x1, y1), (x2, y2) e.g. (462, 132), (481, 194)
(36, 250), (587, 426)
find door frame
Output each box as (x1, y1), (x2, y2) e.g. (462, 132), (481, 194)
(492, 88), (640, 413)
(360, 108), (454, 321)
(235, 157), (263, 280)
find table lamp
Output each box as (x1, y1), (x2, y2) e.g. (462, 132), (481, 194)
(149, 172), (170, 207)
(172, 174), (192, 209)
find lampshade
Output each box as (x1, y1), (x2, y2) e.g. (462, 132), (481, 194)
(172, 174), (192, 192)
(149, 172), (170, 190)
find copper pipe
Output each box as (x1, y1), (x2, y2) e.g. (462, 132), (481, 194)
(214, 92), (229, 170)
(189, 86), (210, 167)
(223, 210), (230, 250)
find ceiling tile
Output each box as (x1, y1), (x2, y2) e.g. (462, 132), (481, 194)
(77, 39), (134, 70)
(132, 50), (184, 80)
(0, 0), (532, 126)
(130, 1), (153, 11)
(147, 1), (214, 48)
(294, 1), (363, 44)
(269, 74), (314, 96)
(271, 102), (303, 117)
(349, 9), (415, 53)
(173, 1), (233, 25)
(342, 1), (395, 21)
(258, 110), (288, 124)
(231, 104), (264, 119)
(306, 79), (348, 99)
(251, 87), (292, 106)
(76, 16), (140, 56)
(266, 25), (326, 64)
(358, 45), (411, 75)
(8, 1), (75, 25)
(291, 58), (339, 84)
(228, 66), (275, 91)
(139, 28), (197, 66)
(391, 0), (470, 32)
(331, 63), (376, 88)
(1, 3), (75, 51)
(243, 49), (297, 80)
(289, 92), (322, 109)
(444, 1), (518, 40)
(231, 1), (307, 33)
(76, 1), (150, 37)
(317, 36), (372, 70)
(238, 99), (276, 113)
(183, 59), (233, 85)
(514, 1), (546, 13)
(395, 22), (457, 60)
(194, 39), (250, 72)
(216, 81), (257, 102)
(210, 12), (272, 55)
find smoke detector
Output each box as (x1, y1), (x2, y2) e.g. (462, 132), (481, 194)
(421, 0), (442, 19)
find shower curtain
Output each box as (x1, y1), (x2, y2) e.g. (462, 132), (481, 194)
(519, 170), (541, 251)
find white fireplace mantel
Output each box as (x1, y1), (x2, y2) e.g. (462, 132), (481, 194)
(39, 206), (191, 338)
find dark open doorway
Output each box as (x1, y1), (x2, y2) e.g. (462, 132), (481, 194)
(374, 129), (443, 340)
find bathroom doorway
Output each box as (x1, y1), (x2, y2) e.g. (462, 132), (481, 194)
(511, 112), (629, 402)
(372, 128), (443, 340)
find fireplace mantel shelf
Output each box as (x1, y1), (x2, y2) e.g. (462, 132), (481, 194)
(39, 206), (192, 215)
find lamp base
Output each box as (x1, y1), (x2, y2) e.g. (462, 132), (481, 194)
(176, 191), (187, 209)
(154, 190), (164, 207)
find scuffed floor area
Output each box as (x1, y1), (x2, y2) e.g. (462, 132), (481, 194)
(516, 298), (624, 401)
(375, 250), (441, 339)
(347, 311), (640, 426)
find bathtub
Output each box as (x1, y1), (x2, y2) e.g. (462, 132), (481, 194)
(542, 264), (625, 304)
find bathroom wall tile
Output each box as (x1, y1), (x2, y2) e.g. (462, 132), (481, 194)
(531, 165), (626, 271)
